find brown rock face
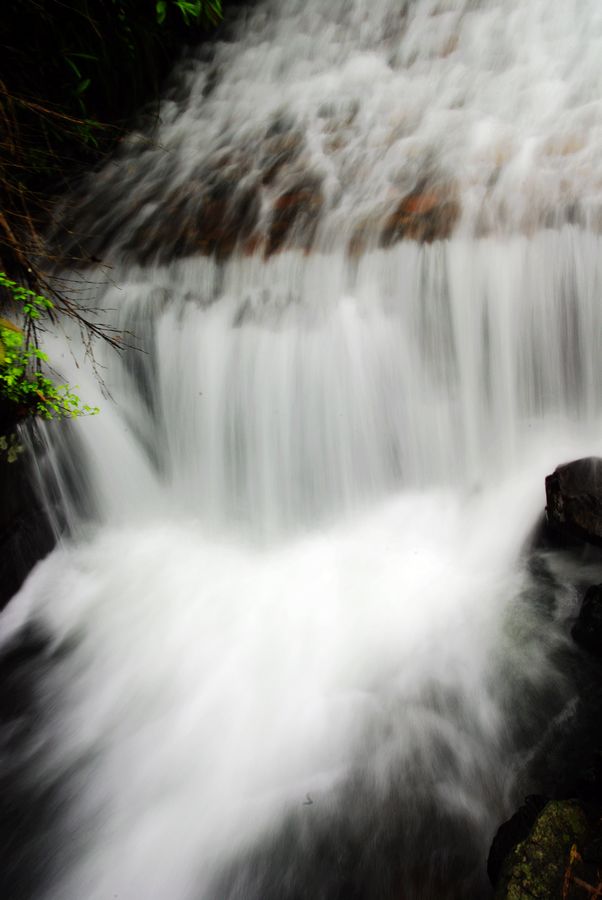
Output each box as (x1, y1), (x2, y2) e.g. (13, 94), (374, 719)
(119, 173), (261, 264)
(267, 180), (324, 255)
(55, 118), (463, 266)
(545, 457), (602, 547)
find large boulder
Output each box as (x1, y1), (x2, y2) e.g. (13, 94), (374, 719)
(493, 800), (588, 899)
(545, 458), (602, 547)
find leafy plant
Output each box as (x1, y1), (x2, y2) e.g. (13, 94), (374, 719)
(156, 0), (222, 27)
(0, 273), (98, 420)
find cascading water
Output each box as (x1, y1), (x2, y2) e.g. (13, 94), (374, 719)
(4, 1), (602, 898)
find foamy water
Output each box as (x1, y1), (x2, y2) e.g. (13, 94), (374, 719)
(61, 0), (602, 260)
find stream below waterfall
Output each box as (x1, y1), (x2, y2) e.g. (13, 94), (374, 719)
(3, 1), (602, 898)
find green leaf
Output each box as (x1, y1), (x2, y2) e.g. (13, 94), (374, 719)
(65, 57), (82, 79)
(67, 52), (99, 62)
(75, 78), (91, 96)
(0, 272), (98, 420)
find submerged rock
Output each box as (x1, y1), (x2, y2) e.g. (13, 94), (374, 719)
(380, 186), (460, 246)
(267, 177), (324, 255)
(545, 458), (602, 548)
(572, 585), (602, 657)
(493, 800), (588, 899)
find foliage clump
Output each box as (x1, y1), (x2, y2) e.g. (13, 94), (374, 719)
(0, 273), (98, 420)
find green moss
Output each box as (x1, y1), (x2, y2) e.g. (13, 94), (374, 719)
(0, 432), (24, 463)
(495, 801), (588, 899)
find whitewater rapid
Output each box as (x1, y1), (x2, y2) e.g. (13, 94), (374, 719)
(5, 0), (602, 897)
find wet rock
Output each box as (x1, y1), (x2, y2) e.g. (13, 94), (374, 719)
(116, 159), (322, 263)
(198, 180), (260, 260)
(123, 168), (261, 264)
(348, 213), (382, 256)
(526, 510), (583, 552)
(54, 135), (466, 266)
(493, 800), (588, 899)
(0, 402), (56, 610)
(545, 458), (602, 548)
(267, 177), (323, 255)
(380, 186), (460, 246)
(572, 585), (602, 657)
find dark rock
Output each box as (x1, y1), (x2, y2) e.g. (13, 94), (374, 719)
(488, 795), (548, 887)
(0, 623), (83, 898)
(0, 400), (58, 610)
(121, 166), (261, 264)
(197, 179), (260, 260)
(526, 510), (584, 552)
(545, 458), (602, 548)
(493, 800), (588, 899)
(572, 585), (602, 657)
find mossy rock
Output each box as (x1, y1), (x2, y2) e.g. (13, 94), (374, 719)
(495, 800), (588, 899)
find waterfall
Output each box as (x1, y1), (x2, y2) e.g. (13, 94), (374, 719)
(4, 1), (602, 898)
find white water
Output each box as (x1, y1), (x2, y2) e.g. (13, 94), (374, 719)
(6, 1), (602, 898)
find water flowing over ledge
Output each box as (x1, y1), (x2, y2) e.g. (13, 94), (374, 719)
(56, 0), (602, 265)
(46, 232), (602, 535)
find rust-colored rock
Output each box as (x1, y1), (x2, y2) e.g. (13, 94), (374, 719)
(380, 187), (460, 246)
